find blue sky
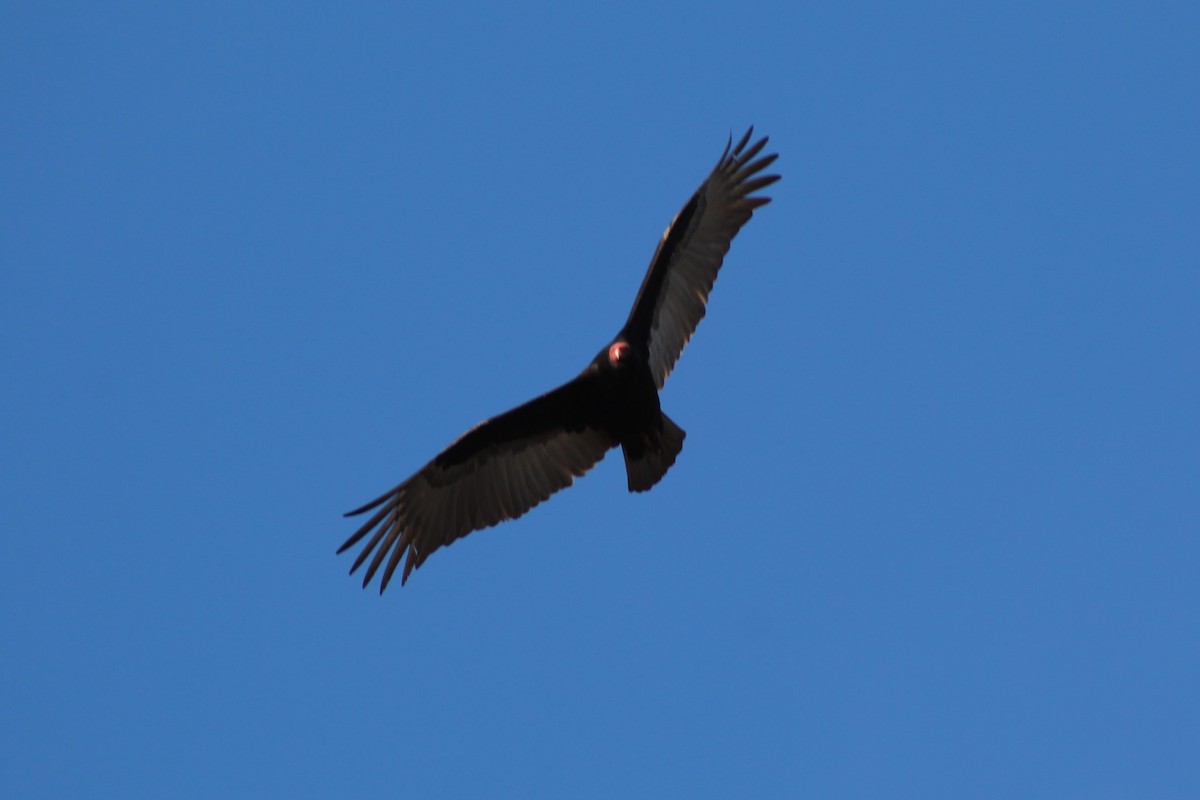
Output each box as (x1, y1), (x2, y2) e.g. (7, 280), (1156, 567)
(3, 2), (1197, 797)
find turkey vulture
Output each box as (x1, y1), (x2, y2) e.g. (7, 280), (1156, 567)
(340, 128), (779, 591)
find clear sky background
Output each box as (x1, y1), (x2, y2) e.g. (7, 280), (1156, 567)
(3, 2), (1197, 797)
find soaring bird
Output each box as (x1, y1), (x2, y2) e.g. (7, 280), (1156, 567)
(340, 128), (779, 591)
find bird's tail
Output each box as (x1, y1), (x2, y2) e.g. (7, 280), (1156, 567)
(623, 412), (686, 492)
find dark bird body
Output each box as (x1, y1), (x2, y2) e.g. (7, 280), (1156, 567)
(340, 129), (779, 591)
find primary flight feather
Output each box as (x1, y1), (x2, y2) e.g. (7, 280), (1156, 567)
(340, 128), (779, 592)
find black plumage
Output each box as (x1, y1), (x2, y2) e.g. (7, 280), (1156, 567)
(339, 128), (779, 591)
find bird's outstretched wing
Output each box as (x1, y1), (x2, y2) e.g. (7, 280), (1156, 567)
(339, 375), (615, 592)
(622, 128), (780, 388)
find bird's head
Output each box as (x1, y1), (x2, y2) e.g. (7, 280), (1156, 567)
(607, 341), (633, 368)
